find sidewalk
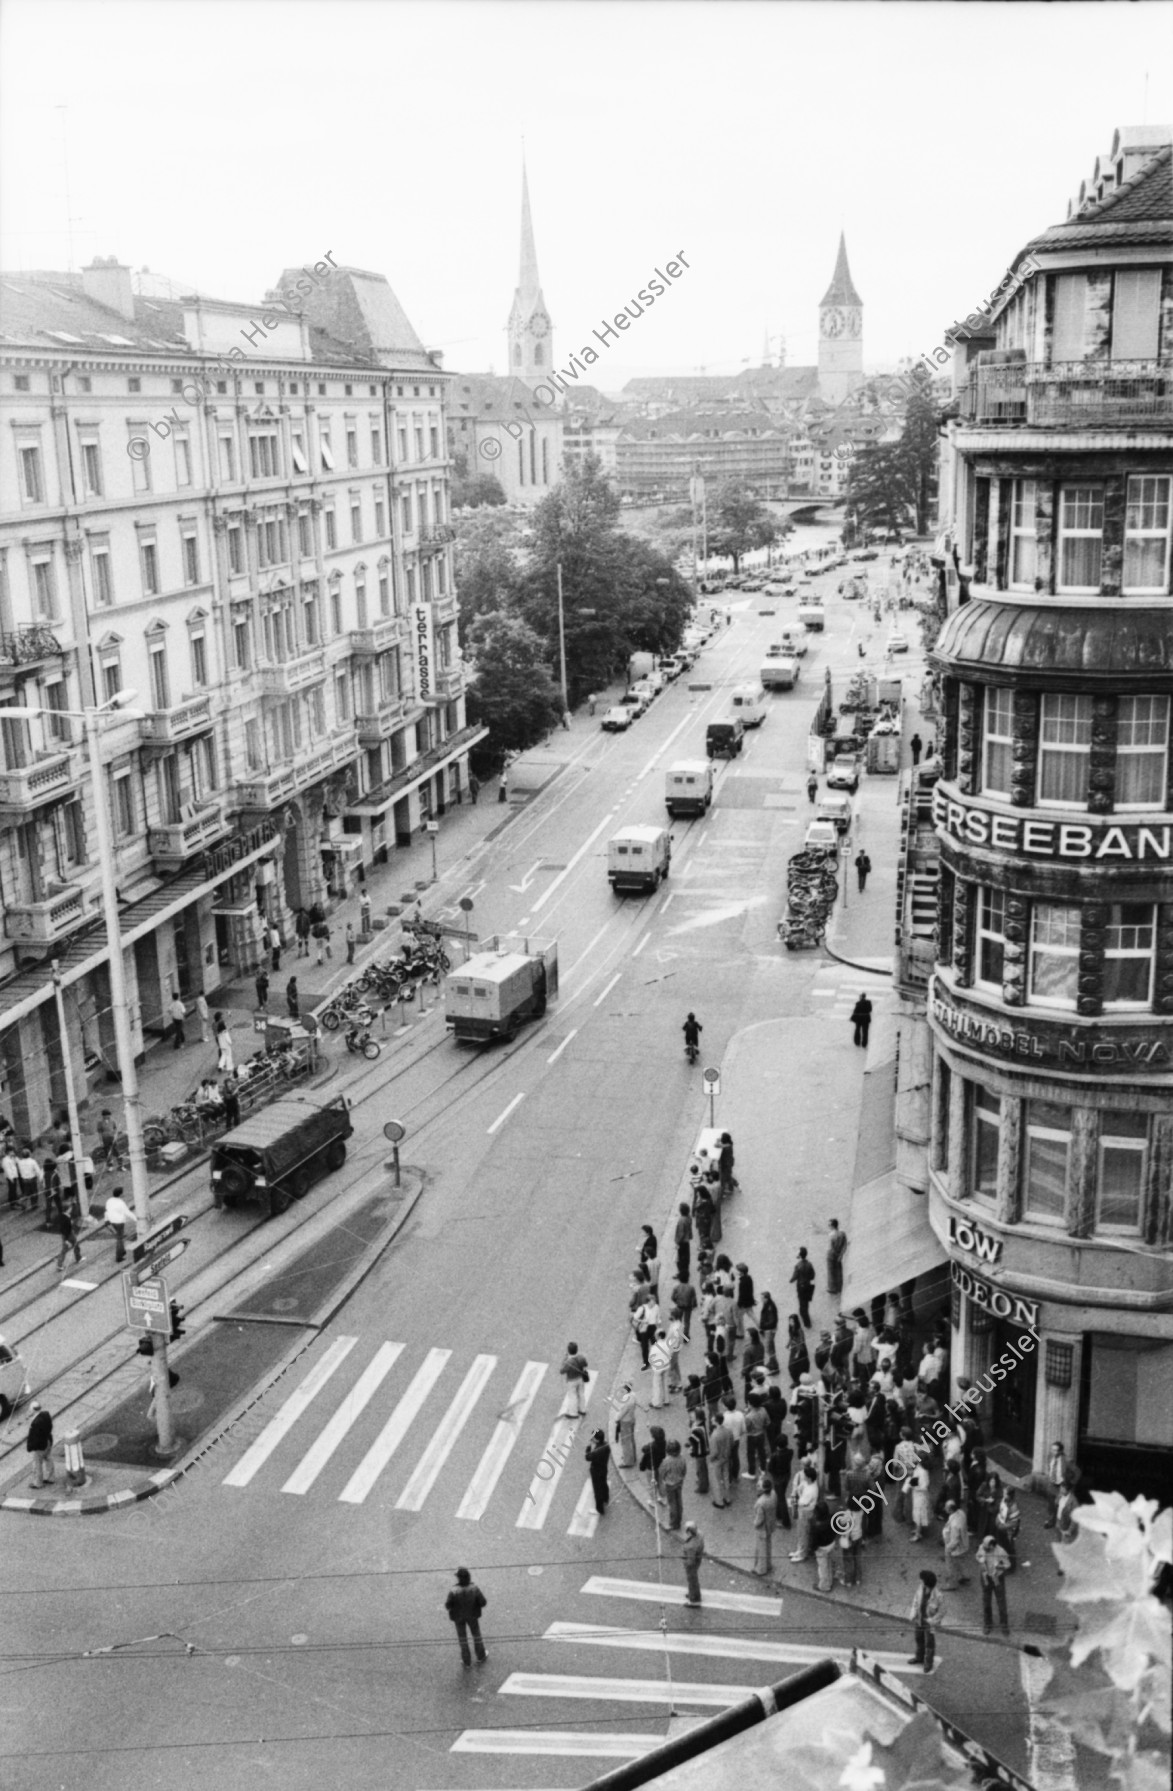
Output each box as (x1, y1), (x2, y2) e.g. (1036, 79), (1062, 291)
(610, 672), (1076, 1659)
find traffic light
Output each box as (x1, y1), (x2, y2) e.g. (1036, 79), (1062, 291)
(169, 1300), (185, 1342)
(136, 1336), (155, 1357)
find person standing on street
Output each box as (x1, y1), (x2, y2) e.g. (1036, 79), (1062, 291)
(671, 1274), (698, 1343)
(345, 922), (356, 966)
(168, 993), (187, 1050)
(790, 1248), (816, 1328)
(558, 1342), (589, 1419)
(54, 1204), (82, 1271)
(585, 1428), (611, 1516)
(855, 851), (872, 893)
(826, 1219), (847, 1297)
(195, 991), (212, 1044)
(445, 1568), (487, 1666)
(752, 1473), (778, 1576)
(1043, 1441), (1069, 1527)
(665, 1312), (685, 1395)
(910, 732), (923, 766)
(850, 993), (873, 1048)
(255, 968), (270, 1010)
(294, 909), (311, 958)
(2, 1143), (20, 1208)
(468, 771), (480, 804)
(649, 1329), (672, 1408)
(286, 977), (300, 1020)
(976, 1533), (1012, 1636)
(269, 922), (283, 972)
(26, 1402), (55, 1487)
(101, 1187), (133, 1262)
(674, 1202), (692, 1282)
(613, 1384), (638, 1468)
(806, 771), (818, 804)
(908, 1570), (943, 1673)
(687, 1407), (710, 1495)
(660, 1438), (687, 1530)
(940, 1499), (971, 1590)
(709, 1410), (732, 1508)
(359, 891), (372, 935)
(314, 919), (332, 965)
(717, 1132), (736, 1199)
(759, 1290), (779, 1373)
(682, 1520), (705, 1605)
(222, 1077), (242, 1130)
(215, 1013), (235, 1075)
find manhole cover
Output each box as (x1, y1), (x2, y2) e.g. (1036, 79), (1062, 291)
(81, 1433), (120, 1456)
(271, 1296), (301, 1312)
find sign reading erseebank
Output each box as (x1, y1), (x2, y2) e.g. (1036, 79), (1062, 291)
(933, 786), (1172, 863)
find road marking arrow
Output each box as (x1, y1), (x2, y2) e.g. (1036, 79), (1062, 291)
(508, 860), (545, 893)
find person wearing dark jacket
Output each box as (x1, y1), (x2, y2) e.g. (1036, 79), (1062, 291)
(639, 1424), (668, 1500)
(789, 1249), (816, 1327)
(585, 1429), (611, 1516)
(26, 1403), (54, 1487)
(759, 1291), (779, 1372)
(445, 1568), (487, 1666)
(786, 1314), (810, 1386)
(54, 1206), (81, 1270)
(850, 993), (873, 1048)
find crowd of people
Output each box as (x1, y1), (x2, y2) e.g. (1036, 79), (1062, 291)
(604, 1163), (1069, 1663)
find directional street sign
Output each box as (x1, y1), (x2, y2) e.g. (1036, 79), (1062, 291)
(133, 1236), (190, 1284)
(132, 1214), (188, 1265)
(123, 1272), (170, 1335)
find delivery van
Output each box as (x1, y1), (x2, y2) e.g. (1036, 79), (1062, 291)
(665, 759), (713, 818)
(705, 718), (745, 759)
(211, 1095), (353, 1218)
(797, 599), (826, 631)
(729, 685), (766, 728)
(608, 825), (672, 893)
(760, 656), (799, 691)
(445, 935), (557, 1043)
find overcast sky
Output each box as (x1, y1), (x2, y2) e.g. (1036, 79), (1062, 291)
(3, 0), (1172, 390)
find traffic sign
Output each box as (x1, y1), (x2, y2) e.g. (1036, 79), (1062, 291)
(134, 1236), (190, 1283)
(458, 897), (475, 912)
(702, 1068), (721, 1096)
(383, 1120), (407, 1144)
(132, 1214), (189, 1265)
(123, 1272), (171, 1335)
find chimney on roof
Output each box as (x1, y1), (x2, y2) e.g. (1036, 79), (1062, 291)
(81, 257), (135, 322)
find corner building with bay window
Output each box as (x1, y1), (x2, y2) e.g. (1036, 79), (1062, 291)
(925, 127), (1173, 1499)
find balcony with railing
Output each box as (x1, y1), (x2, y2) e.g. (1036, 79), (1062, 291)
(257, 647), (327, 696)
(148, 800), (232, 866)
(232, 727), (357, 811)
(418, 523), (456, 552)
(432, 592), (459, 625)
(4, 883), (88, 946)
(350, 615), (407, 657)
(355, 694), (409, 744)
(422, 662), (464, 704)
(0, 626), (66, 672)
(0, 749), (81, 815)
(139, 692), (216, 747)
(960, 354), (1173, 429)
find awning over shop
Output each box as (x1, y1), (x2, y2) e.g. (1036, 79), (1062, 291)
(346, 722), (487, 818)
(0, 820), (279, 1031)
(841, 1167), (948, 1309)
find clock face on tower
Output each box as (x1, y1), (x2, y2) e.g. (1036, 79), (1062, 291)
(822, 307), (845, 338)
(530, 311), (550, 340)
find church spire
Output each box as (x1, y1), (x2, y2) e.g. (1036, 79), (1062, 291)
(507, 158), (553, 390)
(820, 233), (862, 308)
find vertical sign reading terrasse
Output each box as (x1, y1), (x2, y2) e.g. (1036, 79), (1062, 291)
(413, 602), (435, 703)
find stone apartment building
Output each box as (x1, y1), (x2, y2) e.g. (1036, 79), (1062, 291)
(0, 256), (482, 1137)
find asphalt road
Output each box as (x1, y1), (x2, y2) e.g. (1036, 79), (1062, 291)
(1, 570), (1037, 1791)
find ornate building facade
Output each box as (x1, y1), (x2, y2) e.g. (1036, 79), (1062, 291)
(0, 256), (482, 1136)
(911, 128), (1173, 1498)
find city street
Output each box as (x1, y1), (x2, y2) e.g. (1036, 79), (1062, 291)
(2, 569), (1056, 1791)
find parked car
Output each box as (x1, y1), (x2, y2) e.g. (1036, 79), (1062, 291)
(601, 706), (633, 731)
(826, 752), (861, 792)
(804, 819), (840, 854)
(620, 690), (651, 715)
(631, 680), (658, 705)
(888, 631), (909, 654)
(0, 1334), (32, 1420)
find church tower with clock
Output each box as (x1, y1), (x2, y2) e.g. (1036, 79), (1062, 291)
(818, 233), (863, 405)
(507, 163), (554, 392)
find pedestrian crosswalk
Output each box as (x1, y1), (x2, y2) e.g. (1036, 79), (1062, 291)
(445, 1573), (922, 1776)
(220, 1335), (607, 1534)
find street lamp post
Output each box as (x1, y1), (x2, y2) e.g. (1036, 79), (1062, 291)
(556, 561), (569, 718)
(50, 958), (86, 1190)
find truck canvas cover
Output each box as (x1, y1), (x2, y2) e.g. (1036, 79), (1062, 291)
(217, 1097), (347, 1180)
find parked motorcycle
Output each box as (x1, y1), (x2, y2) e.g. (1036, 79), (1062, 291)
(344, 1026), (381, 1060)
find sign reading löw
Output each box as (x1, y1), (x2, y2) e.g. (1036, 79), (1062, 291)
(413, 602), (435, 702)
(949, 1213), (1003, 1264)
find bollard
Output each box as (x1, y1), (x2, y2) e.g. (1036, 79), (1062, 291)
(63, 1427), (89, 1490)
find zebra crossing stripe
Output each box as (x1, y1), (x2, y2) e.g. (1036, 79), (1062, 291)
(281, 1342), (404, 1496)
(544, 1621), (915, 1673)
(396, 1354), (497, 1511)
(500, 1672), (751, 1707)
(222, 1337), (359, 1488)
(457, 1360), (547, 1522)
(338, 1348), (450, 1505)
(517, 1389), (595, 1531)
(451, 1731), (661, 1758)
(566, 1477), (600, 1539)
(581, 1575), (782, 1618)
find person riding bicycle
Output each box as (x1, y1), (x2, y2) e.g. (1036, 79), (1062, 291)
(683, 1013), (702, 1054)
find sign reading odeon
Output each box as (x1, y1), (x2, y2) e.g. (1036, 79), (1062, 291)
(951, 1260), (1038, 1328)
(933, 786), (1172, 862)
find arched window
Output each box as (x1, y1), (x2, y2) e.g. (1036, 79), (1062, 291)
(513, 342), (521, 364)
(534, 343), (543, 365)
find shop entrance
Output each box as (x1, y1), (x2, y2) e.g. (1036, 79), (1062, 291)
(990, 1316), (1036, 1458)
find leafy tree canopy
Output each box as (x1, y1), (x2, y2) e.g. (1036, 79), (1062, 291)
(452, 470), (507, 510)
(706, 483), (778, 571)
(453, 509), (521, 631)
(464, 611), (565, 773)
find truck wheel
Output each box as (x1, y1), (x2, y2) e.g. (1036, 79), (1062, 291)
(268, 1183), (292, 1217)
(0, 1395), (11, 1420)
(325, 1140), (347, 1173)
(220, 1165), (249, 1198)
(288, 1167), (311, 1200)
